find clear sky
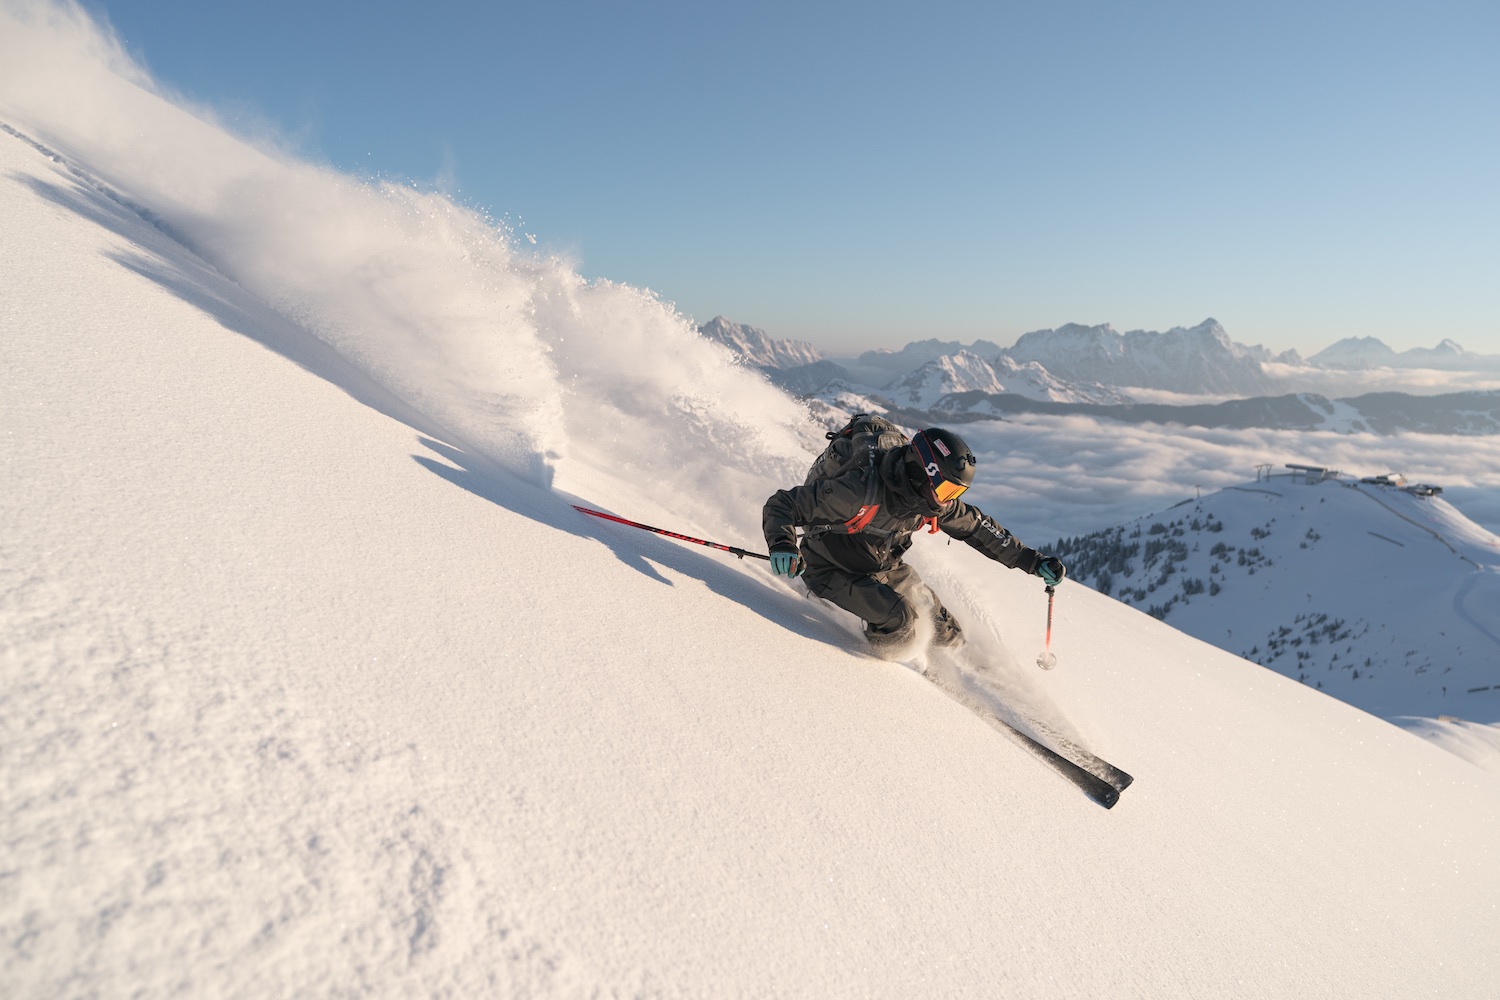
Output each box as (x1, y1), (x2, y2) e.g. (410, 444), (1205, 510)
(81, 0), (1499, 355)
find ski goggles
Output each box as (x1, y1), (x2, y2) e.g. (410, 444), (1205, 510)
(912, 432), (971, 504)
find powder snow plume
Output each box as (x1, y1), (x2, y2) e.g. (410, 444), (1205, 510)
(0, 0), (815, 532)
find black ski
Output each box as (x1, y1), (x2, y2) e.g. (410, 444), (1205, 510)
(1035, 726), (1134, 794)
(921, 670), (1130, 809)
(997, 719), (1124, 809)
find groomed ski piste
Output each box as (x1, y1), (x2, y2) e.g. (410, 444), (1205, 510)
(3, 4), (1499, 997)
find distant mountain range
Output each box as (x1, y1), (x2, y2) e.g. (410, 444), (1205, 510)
(1308, 336), (1500, 371)
(698, 317), (1141, 406)
(1002, 319), (1291, 396)
(877, 350), (1133, 408)
(698, 316), (1500, 435)
(697, 315), (823, 369)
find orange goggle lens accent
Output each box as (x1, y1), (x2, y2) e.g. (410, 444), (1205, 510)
(913, 431), (971, 504)
(933, 479), (969, 504)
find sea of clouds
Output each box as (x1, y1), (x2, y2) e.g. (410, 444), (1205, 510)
(953, 413), (1500, 543)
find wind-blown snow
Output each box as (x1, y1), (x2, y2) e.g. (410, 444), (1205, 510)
(3, 3), (1499, 997)
(0, 0), (814, 540)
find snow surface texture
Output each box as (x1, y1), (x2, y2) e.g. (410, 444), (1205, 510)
(3, 4), (1500, 997)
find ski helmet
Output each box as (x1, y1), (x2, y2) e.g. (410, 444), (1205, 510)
(910, 428), (977, 504)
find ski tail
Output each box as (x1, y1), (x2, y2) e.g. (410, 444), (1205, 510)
(1001, 723), (1122, 809)
(920, 667), (1132, 808)
(1034, 726), (1134, 794)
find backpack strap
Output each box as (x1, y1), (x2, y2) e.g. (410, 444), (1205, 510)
(804, 441), (889, 539)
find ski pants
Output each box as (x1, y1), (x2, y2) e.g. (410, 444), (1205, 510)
(801, 557), (953, 638)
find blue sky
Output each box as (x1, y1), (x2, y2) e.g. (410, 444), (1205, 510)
(87, 0), (1497, 355)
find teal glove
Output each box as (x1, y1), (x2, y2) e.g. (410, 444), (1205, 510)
(770, 551), (805, 577)
(1036, 556), (1066, 587)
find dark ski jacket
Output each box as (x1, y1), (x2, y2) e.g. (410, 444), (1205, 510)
(763, 447), (1044, 577)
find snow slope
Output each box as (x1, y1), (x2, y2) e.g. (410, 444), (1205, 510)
(3, 5), (1500, 997)
(880, 350), (1008, 407)
(1055, 477), (1500, 721)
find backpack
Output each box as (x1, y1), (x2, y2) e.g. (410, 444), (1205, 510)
(802, 414), (910, 535)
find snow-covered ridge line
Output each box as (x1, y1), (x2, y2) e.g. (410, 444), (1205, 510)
(703, 314), (1500, 430)
(1053, 472), (1500, 720)
(1000, 319), (1286, 396)
(698, 315), (824, 369)
(2, 13), (818, 527)
(0, 119), (197, 258)
(1311, 334), (1500, 371)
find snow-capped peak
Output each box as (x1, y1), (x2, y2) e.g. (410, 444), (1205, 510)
(881, 350), (1007, 408)
(1310, 337), (1500, 372)
(699, 315), (824, 369)
(1002, 318), (1282, 395)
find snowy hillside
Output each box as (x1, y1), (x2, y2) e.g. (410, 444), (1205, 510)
(880, 349), (1008, 407)
(879, 353), (1134, 409)
(992, 354), (1137, 404)
(838, 336), (1007, 387)
(1054, 473), (1500, 719)
(4, 5), (1500, 998)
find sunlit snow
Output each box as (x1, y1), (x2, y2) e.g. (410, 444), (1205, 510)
(3, 3), (1498, 997)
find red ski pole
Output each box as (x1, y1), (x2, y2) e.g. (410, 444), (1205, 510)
(573, 505), (770, 561)
(1036, 585), (1058, 670)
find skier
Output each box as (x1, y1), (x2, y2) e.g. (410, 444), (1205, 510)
(762, 427), (1066, 653)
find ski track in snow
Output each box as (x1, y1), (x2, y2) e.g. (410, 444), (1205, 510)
(1453, 571), (1500, 653)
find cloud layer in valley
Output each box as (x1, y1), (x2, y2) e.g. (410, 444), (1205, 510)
(955, 413), (1500, 542)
